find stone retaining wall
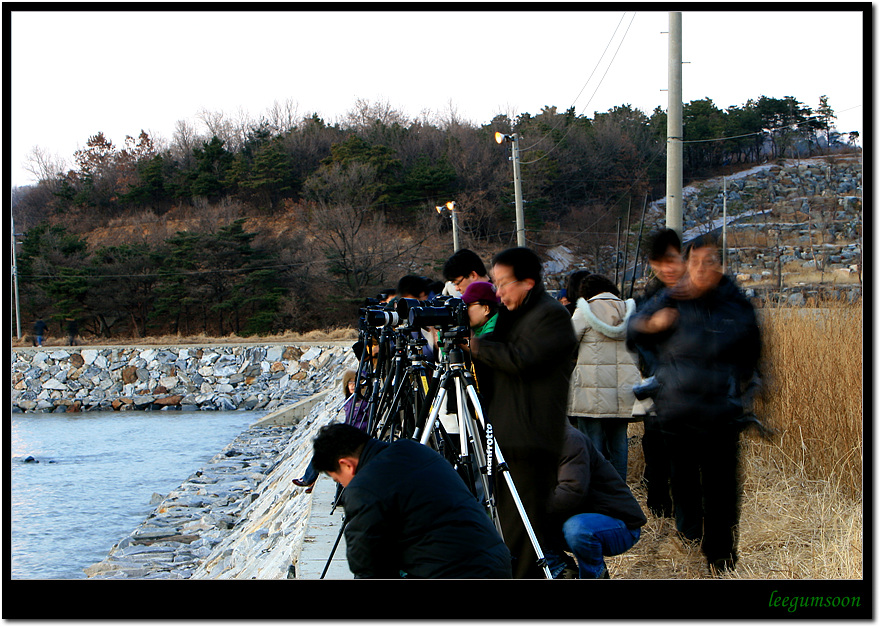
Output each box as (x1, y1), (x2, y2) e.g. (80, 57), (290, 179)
(85, 351), (357, 579)
(11, 343), (353, 414)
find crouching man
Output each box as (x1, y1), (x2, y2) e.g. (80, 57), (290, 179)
(545, 424), (647, 579)
(311, 423), (512, 579)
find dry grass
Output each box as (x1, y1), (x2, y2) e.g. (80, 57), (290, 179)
(615, 299), (863, 579)
(11, 327), (359, 348)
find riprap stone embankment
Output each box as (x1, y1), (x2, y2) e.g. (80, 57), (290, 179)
(84, 346), (358, 579)
(11, 343), (349, 414)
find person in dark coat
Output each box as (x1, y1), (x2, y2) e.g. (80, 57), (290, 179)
(627, 233), (761, 573)
(545, 424), (647, 578)
(470, 247), (578, 578)
(32, 319), (48, 347)
(628, 228), (685, 517)
(310, 423), (512, 579)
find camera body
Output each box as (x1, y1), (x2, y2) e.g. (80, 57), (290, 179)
(398, 296), (468, 330)
(359, 298), (400, 329)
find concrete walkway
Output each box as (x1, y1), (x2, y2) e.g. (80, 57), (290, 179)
(296, 474), (352, 579)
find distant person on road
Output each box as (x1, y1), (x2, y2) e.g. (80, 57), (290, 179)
(32, 319), (48, 347)
(294, 370), (369, 492)
(627, 233), (762, 574)
(66, 318), (79, 346)
(311, 423), (512, 578)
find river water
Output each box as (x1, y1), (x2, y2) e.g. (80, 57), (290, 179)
(10, 408), (267, 580)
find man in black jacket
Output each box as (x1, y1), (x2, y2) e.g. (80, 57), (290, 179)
(627, 234), (761, 573)
(310, 423), (512, 579)
(545, 425), (647, 579)
(470, 247), (578, 578)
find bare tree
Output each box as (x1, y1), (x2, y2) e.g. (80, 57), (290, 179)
(264, 98), (300, 135)
(196, 107), (252, 152)
(23, 146), (68, 184)
(171, 118), (203, 167)
(340, 97), (409, 131)
(304, 161), (426, 297)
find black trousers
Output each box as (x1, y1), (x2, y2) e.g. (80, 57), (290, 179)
(495, 447), (558, 579)
(664, 425), (743, 563)
(642, 414), (673, 513)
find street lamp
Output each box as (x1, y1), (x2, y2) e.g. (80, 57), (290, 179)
(435, 200), (460, 251)
(495, 132), (525, 247)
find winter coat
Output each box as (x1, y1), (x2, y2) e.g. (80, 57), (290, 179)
(568, 293), (642, 419)
(548, 424), (647, 530)
(341, 438), (512, 579)
(343, 395), (369, 432)
(473, 286), (577, 456)
(626, 275), (761, 435)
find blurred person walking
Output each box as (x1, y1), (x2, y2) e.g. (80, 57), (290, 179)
(627, 234), (761, 573)
(627, 228), (686, 517)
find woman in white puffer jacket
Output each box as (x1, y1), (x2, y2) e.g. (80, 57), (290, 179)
(567, 273), (645, 482)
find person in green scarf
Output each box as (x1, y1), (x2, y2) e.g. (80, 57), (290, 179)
(461, 281), (500, 337)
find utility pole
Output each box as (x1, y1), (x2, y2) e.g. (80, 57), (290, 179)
(494, 131), (526, 247)
(511, 134), (525, 247)
(722, 177), (728, 272)
(666, 11), (683, 238)
(12, 213), (22, 339)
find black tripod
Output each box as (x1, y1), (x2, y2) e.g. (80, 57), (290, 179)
(416, 336), (553, 579)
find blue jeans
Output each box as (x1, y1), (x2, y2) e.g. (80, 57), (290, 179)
(562, 513), (641, 579)
(577, 418), (629, 482)
(298, 461), (319, 485)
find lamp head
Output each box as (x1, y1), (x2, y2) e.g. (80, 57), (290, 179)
(494, 131), (507, 144)
(436, 201), (456, 214)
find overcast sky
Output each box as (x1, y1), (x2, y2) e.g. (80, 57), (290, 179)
(9, 8), (866, 189)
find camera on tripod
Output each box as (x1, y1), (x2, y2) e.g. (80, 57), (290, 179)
(396, 296), (469, 331)
(359, 298), (401, 328)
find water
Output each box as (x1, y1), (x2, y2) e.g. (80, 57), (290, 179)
(10, 408), (267, 580)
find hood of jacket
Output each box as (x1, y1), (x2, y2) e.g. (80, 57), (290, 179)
(575, 293), (635, 340)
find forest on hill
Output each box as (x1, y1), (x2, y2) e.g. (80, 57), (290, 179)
(12, 93), (858, 339)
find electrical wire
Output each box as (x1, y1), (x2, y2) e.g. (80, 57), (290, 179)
(520, 11), (630, 154)
(520, 12), (637, 166)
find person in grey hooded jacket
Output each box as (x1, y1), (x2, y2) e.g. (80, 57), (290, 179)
(568, 273), (645, 481)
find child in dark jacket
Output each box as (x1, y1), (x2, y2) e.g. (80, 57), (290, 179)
(294, 369), (369, 490)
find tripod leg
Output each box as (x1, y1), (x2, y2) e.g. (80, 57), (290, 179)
(418, 376), (450, 446)
(462, 382), (552, 579)
(320, 515), (348, 579)
(492, 442), (553, 579)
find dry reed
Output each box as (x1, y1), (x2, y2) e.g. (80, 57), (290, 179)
(617, 298), (863, 579)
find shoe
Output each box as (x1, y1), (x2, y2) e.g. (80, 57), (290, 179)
(599, 567), (611, 579)
(648, 501), (674, 518)
(708, 557), (737, 575)
(293, 478), (315, 488)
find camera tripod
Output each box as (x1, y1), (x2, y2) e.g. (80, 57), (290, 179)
(415, 333), (553, 579)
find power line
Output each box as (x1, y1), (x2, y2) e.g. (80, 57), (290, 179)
(520, 12), (637, 166)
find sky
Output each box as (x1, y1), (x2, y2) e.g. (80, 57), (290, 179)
(8, 8), (866, 189)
